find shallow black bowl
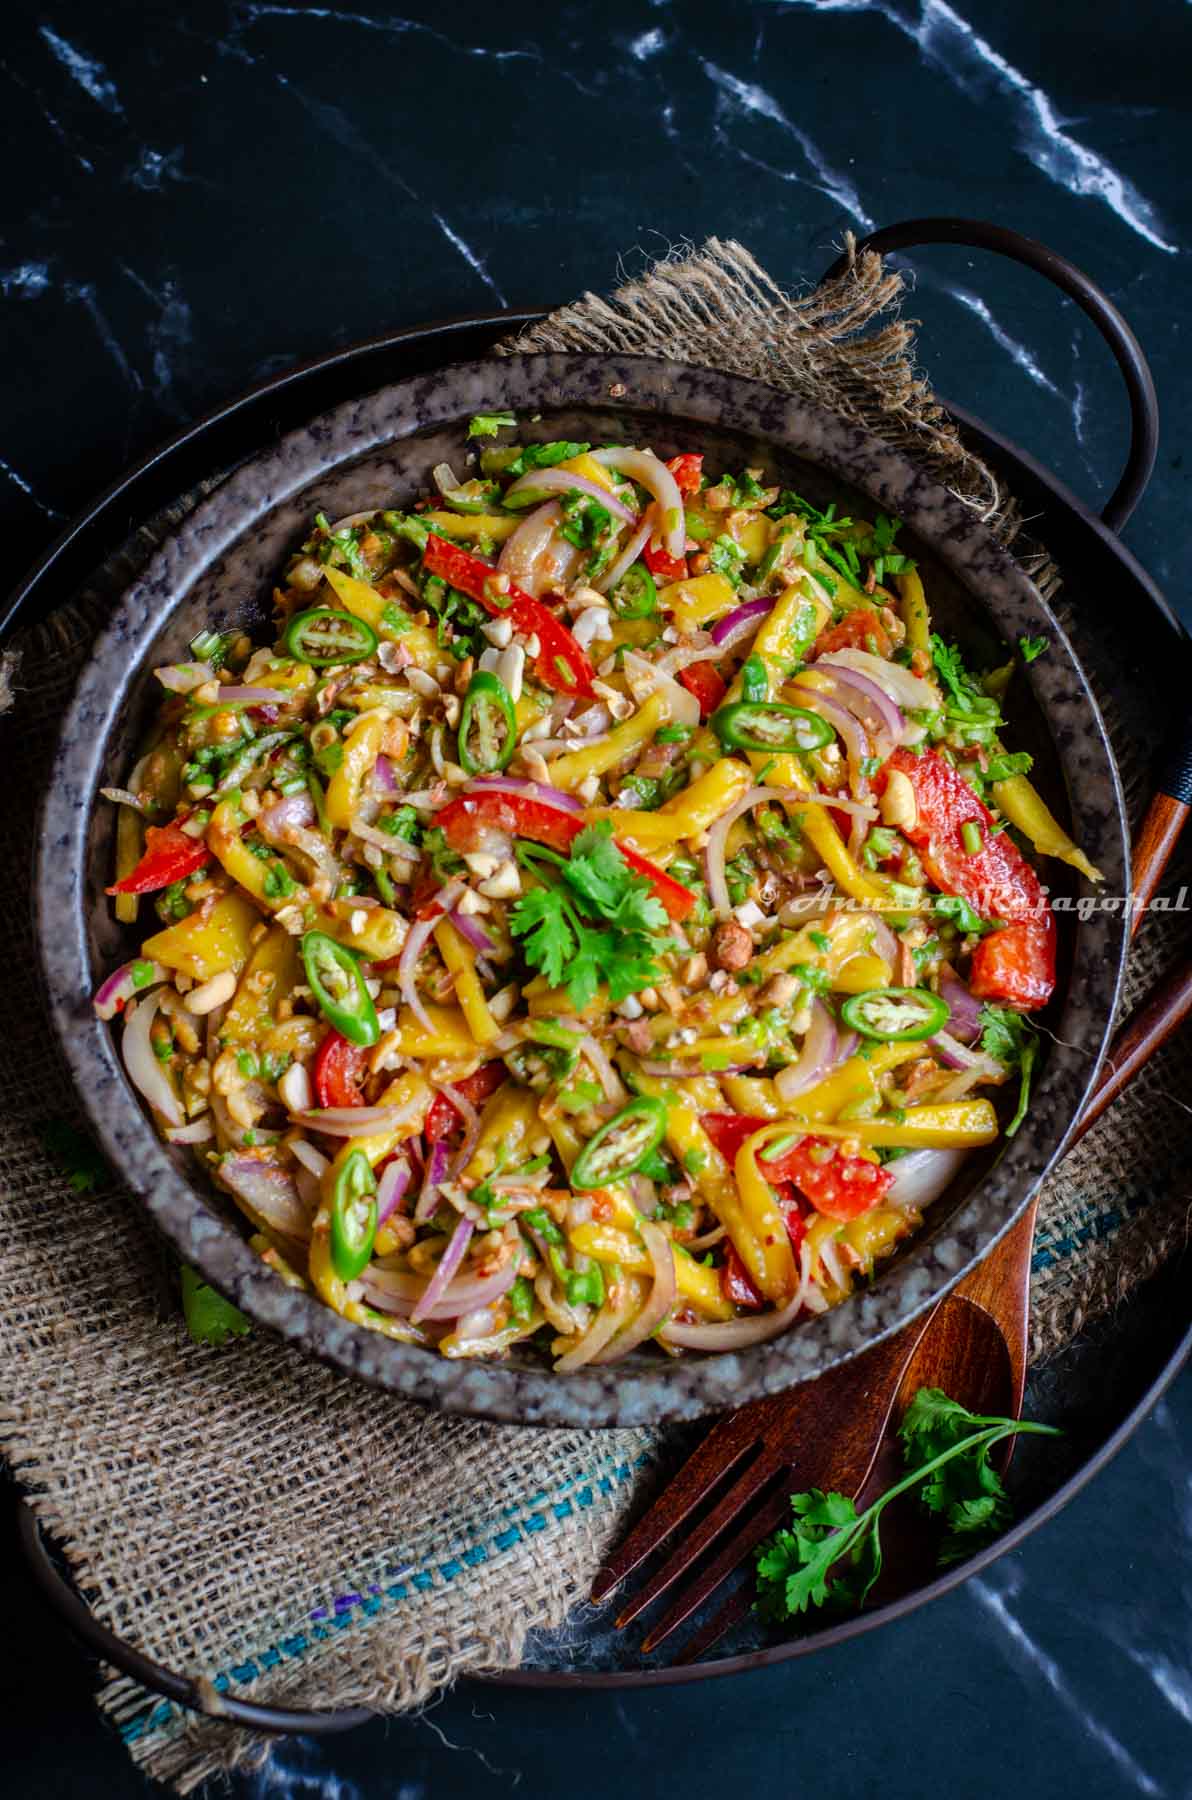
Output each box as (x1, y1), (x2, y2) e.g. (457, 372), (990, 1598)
(37, 353), (1128, 1427)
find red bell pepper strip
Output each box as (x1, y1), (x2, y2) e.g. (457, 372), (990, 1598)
(666, 453), (704, 497)
(424, 1060), (507, 1142)
(880, 748), (1055, 1011)
(436, 789), (696, 922)
(616, 845), (697, 922)
(437, 789), (579, 857)
(969, 921), (1055, 1011)
(769, 1139), (892, 1222)
(313, 1030), (371, 1109)
(107, 819), (208, 895)
(700, 1111), (891, 1223)
(643, 539), (688, 584)
(678, 661), (727, 720)
(422, 534), (596, 700)
(812, 610), (893, 660)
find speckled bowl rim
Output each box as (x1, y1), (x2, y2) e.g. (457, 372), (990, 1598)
(38, 352), (1128, 1428)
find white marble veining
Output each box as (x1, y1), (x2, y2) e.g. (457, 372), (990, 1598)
(971, 1568), (1166, 1797)
(701, 61), (876, 229)
(767, 0), (1176, 252)
(945, 285), (1062, 395)
(272, 72), (506, 304)
(38, 24), (124, 114)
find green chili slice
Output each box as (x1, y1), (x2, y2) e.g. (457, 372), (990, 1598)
(458, 669), (517, 774)
(610, 562), (658, 619)
(330, 1149), (378, 1281)
(570, 1096), (668, 1191)
(710, 700), (834, 754)
(839, 986), (951, 1043)
(301, 930), (380, 1047)
(284, 607), (378, 667)
(739, 653), (769, 704)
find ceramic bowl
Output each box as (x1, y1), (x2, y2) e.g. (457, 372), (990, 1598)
(38, 354), (1128, 1426)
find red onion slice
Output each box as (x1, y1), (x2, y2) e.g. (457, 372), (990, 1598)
(592, 1221), (677, 1363)
(504, 467), (637, 523)
(447, 908), (495, 954)
(398, 914), (442, 1037)
(577, 1035), (627, 1105)
(362, 1256), (516, 1322)
(122, 992), (184, 1126)
(621, 649), (700, 730)
(590, 448), (684, 556)
(376, 1155), (413, 1227)
(710, 597), (774, 649)
(886, 1147), (969, 1213)
(154, 662), (213, 694)
(216, 685), (293, 705)
(498, 499), (582, 597)
(93, 959), (168, 1020)
(593, 508), (654, 596)
(259, 791), (317, 841)
(772, 998), (839, 1102)
(291, 1102), (422, 1137)
(165, 1114), (214, 1145)
(660, 1284), (807, 1352)
(221, 1156), (311, 1239)
(415, 1138), (450, 1223)
(437, 1082), (482, 1179)
(372, 753), (398, 795)
(818, 647), (939, 713)
(411, 1216), (474, 1322)
(792, 689), (873, 798)
(817, 665), (903, 754)
(289, 1138), (329, 1179)
(939, 972), (983, 1043)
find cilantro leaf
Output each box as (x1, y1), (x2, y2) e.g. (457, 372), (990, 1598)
(984, 750), (1033, 784)
(509, 887), (575, 990)
(1019, 635), (1048, 663)
(181, 1265), (251, 1347)
(708, 534), (747, 589)
(565, 823), (638, 914)
(467, 410), (517, 439)
(933, 893), (999, 937)
(500, 440), (590, 479)
(510, 823), (669, 1010)
(39, 1118), (112, 1193)
(978, 1005), (1038, 1136)
(930, 635), (1004, 731)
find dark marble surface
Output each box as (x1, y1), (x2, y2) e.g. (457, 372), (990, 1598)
(3, 1), (1190, 1794)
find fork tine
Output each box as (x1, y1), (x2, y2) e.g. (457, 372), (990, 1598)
(669, 1583), (752, 1666)
(614, 1443), (784, 1629)
(639, 1483), (790, 1652)
(589, 1405), (770, 1604)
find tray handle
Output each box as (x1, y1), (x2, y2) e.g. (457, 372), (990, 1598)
(823, 218), (1159, 533)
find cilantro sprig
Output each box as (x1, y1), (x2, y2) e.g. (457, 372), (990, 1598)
(509, 823), (671, 1011)
(755, 1387), (1060, 1620)
(979, 1005), (1039, 1136)
(181, 1265), (251, 1347)
(767, 492), (915, 590)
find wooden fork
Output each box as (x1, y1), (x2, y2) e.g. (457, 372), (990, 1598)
(591, 824), (1192, 1659)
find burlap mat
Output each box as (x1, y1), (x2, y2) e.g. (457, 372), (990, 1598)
(3, 240), (1189, 1792)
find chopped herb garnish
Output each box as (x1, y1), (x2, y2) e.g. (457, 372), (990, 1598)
(756, 1387), (1060, 1620)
